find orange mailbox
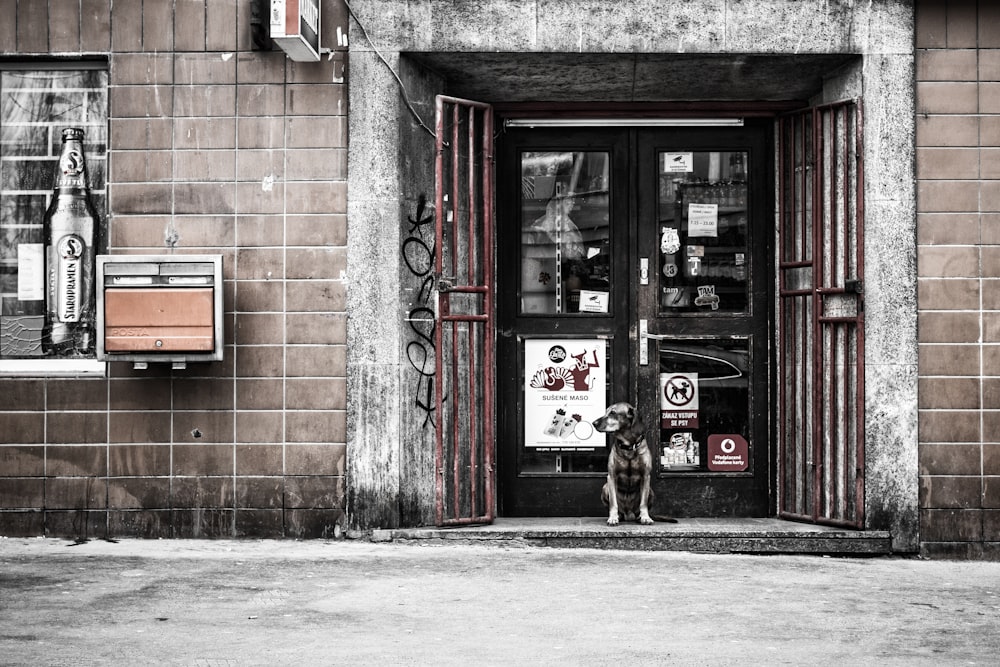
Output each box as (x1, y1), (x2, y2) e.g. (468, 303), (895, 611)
(97, 255), (223, 366)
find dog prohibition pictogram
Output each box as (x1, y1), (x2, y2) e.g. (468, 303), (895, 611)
(662, 374), (697, 408)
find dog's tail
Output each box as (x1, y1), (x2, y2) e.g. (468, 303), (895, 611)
(651, 515), (678, 523)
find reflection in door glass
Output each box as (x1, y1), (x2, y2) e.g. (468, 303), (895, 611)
(520, 152), (610, 315)
(657, 151), (749, 313)
(659, 340), (750, 474)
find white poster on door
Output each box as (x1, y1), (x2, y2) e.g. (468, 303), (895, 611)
(524, 338), (607, 450)
(688, 203), (719, 238)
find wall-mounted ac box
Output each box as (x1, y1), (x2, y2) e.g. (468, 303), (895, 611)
(270, 0), (321, 61)
(96, 255), (224, 365)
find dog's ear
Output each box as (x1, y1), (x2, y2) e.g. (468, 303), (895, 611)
(626, 404), (645, 435)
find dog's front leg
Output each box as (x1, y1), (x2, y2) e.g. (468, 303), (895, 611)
(638, 453), (653, 525)
(604, 454), (620, 526)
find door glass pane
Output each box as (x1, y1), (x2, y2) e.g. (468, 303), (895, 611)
(520, 151), (610, 315)
(658, 339), (751, 474)
(656, 151), (748, 313)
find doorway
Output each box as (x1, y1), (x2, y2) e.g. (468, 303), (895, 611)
(495, 121), (773, 518)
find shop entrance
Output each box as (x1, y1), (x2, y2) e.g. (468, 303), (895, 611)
(495, 122), (773, 518)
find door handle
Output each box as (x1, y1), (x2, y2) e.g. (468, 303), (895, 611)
(639, 319), (649, 366)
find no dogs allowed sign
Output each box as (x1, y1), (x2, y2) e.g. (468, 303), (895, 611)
(660, 372), (699, 428)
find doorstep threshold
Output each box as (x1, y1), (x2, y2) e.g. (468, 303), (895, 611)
(374, 517), (893, 555)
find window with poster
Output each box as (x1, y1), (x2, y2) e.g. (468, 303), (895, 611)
(0, 63), (107, 375)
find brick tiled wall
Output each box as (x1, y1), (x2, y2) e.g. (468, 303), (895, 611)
(916, 0), (1000, 558)
(0, 0), (349, 539)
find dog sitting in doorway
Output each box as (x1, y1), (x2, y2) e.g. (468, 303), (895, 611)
(593, 402), (677, 526)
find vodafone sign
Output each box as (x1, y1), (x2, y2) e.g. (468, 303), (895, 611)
(707, 434), (749, 471)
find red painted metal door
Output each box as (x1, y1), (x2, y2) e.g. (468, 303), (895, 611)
(778, 100), (865, 528)
(433, 95), (495, 525)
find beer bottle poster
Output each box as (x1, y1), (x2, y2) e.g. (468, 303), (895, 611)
(524, 339), (606, 450)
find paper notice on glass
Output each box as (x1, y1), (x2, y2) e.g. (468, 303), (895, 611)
(17, 244), (45, 301)
(688, 203), (719, 238)
(662, 153), (693, 173)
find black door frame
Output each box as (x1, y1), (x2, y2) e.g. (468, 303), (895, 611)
(495, 120), (775, 518)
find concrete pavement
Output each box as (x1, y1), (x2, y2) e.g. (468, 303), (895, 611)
(2, 536), (999, 665)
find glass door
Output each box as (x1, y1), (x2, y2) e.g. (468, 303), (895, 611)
(497, 122), (773, 518)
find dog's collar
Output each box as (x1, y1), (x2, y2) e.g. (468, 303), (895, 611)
(617, 434), (645, 451)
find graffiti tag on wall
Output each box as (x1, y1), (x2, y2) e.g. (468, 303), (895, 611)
(401, 194), (436, 429)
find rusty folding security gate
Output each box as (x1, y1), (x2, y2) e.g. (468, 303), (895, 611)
(777, 100), (865, 528)
(433, 96), (495, 526)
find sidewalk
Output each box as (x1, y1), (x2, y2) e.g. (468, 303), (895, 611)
(1, 536), (998, 666)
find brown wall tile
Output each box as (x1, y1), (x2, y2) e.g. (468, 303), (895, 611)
(916, 49), (978, 81)
(80, 0), (111, 51)
(0, 447), (45, 476)
(0, 379), (44, 410)
(235, 215), (284, 246)
(173, 0), (207, 51)
(206, 0), (238, 51)
(917, 278), (979, 310)
(46, 477), (107, 510)
(173, 444), (234, 476)
(112, 53), (173, 85)
(47, 446), (108, 477)
(174, 53), (236, 84)
(173, 411), (236, 444)
(283, 508), (342, 539)
(917, 180), (980, 213)
(982, 345), (1000, 375)
(0, 414), (44, 445)
(237, 85), (286, 117)
(0, 0), (15, 54)
(287, 116), (346, 148)
(945, 1), (978, 48)
(920, 410), (981, 443)
(112, 150), (174, 182)
(284, 476), (344, 509)
(918, 311), (980, 343)
(234, 508), (284, 538)
(235, 346), (284, 378)
(172, 477), (233, 509)
(919, 377), (980, 410)
(235, 411), (284, 443)
(919, 344), (980, 376)
(110, 118), (173, 150)
(236, 379), (283, 410)
(175, 150), (236, 181)
(108, 478), (170, 509)
(285, 345), (346, 377)
(17, 1), (48, 52)
(286, 214), (347, 246)
(916, 115), (979, 147)
(235, 280), (284, 313)
(915, 1), (946, 48)
(921, 508), (982, 541)
(984, 4), (1000, 48)
(171, 508), (233, 537)
(0, 479), (44, 508)
(986, 445), (1000, 475)
(108, 510), (171, 537)
(921, 443), (983, 475)
(49, 0), (81, 53)
(916, 148), (980, 180)
(918, 246), (979, 277)
(175, 118), (236, 149)
(173, 85), (237, 117)
(286, 313), (347, 345)
(920, 474), (982, 508)
(235, 476), (284, 508)
(981, 83), (1000, 115)
(46, 412), (108, 445)
(916, 82), (979, 114)
(286, 379), (345, 410)
(285, 280), (347, 312)
(235, 444), (283, 475)
(237, 117), (284, 149)
(0, 511), (44, 537)
(172, 379), (235, 411)
(109, 411), (171, 444)
(285, 444), (345, 476)
(109, 444), (170, 476)
(235, 313), (284, 345)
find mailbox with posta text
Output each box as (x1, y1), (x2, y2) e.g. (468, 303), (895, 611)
(96, 255), (224, 365)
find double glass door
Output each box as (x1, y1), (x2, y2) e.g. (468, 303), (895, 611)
(496, 123), (772, 518)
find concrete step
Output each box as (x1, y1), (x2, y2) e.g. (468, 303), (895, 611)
(374, 517), (893, 555)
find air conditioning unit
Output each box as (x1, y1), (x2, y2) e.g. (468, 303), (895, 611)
(270, 0), (321, 62)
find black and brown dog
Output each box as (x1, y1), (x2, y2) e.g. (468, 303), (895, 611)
(593, 402), (677, 526)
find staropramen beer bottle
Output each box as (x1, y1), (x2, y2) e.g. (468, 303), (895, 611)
(43, 128), (98, 355)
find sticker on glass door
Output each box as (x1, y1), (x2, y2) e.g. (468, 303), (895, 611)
(524, 338), (607, 451)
